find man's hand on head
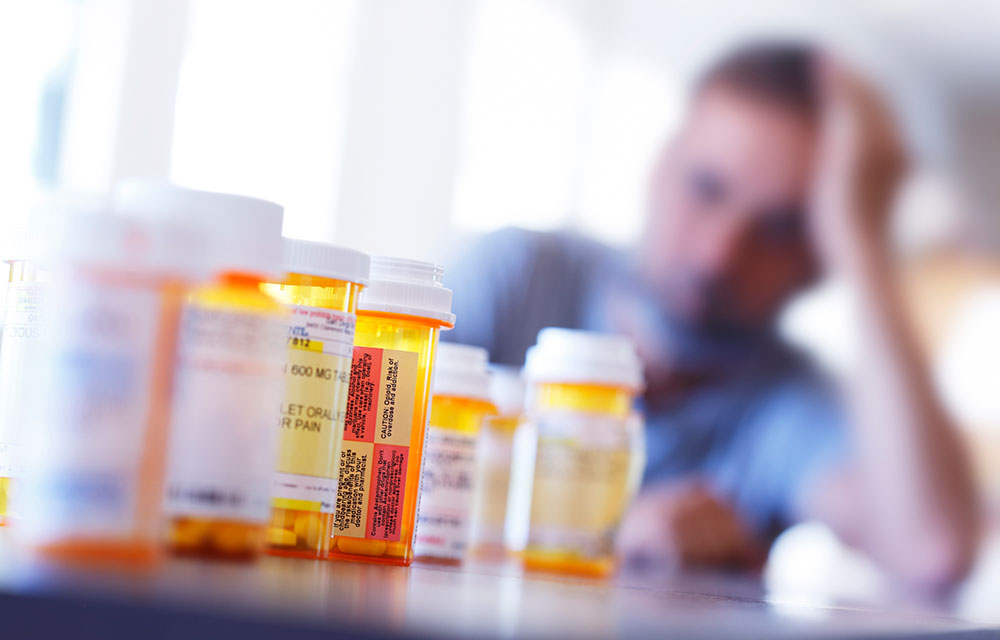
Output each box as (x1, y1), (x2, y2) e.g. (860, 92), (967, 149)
(810, 56), (908, 271)
(616, 482), (765, 571)
(801, 56), (979, 591)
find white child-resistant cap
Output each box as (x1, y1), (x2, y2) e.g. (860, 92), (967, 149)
(282, 238), (370, 286)
(358, 256), (455, 326)
(488, 365), (526, 417)
(34, 203), (210, 279)
(112, 180), (284, 280)
(524, 328), (644, 391)
(433, 342), (491, 401)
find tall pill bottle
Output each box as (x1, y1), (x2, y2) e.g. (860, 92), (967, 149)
(261, 239), (370, 559)
(414, 342), (494, 564)
(114, 183), (286, 560)
(468, 365), (525, 558)
(329, 257), (454, 566)
(17, 210), (203, 565)
(521, 328), (644, 577)
(0, 229), (43, 526)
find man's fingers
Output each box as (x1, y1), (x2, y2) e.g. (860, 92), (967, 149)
(617, 484), (765, 570)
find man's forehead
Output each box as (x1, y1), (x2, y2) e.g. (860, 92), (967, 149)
(684, 85), (817, 143)
(674, 86), (818, 201)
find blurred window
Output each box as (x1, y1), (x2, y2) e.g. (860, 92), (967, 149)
(453, 0), (587, 234)
(453, 0), (680, 245)
(576, 58), (680, 244)
(170, 0), (357, 240)
(0, 0), (78, 230)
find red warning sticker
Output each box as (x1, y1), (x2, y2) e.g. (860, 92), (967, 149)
(335, 347), (417, 541)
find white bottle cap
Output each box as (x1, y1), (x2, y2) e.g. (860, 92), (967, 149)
(524, 328), (644, 391)
(358, 256), (455, 326)
(282, 238), (370, 286)
(112, 180), (284, 280)
(433, 342), (491, 402)
(488, 365), (526, 417)
(33, 204), (210, 279)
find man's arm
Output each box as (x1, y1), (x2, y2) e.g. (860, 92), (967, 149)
(801, 61), (980, 589)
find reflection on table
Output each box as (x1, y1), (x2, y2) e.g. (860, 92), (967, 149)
(2, 525), (999, 638)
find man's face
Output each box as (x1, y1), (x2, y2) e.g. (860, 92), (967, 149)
(641, 85), (819, 337)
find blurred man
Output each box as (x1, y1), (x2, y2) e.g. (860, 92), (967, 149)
(445, 43), (979, 588)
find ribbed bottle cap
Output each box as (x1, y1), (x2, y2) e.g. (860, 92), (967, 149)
(282, 238), (370, 286)
(488, 365), (526, 416)
(112, 180), (284, 280)
(433, 342), (491, 401)
(524, 328), (644, 391)
(358, 256), (455, 326)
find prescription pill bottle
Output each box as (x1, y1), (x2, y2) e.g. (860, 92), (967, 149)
(468, 365), (525, 559)
(16, 209), (205, 566)
(414, 342), (494, 564)
(261, 239), (370, 559)
(330, 257), (454, 566)
(520, 328), (644, 577)
(114, 183), (286, 560)
(0, 229), (43, 526)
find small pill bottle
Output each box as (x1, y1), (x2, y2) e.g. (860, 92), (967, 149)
(260, 239), (370, 559)
(16, 209), (204, 566)
(0, 228), (43, 526)
(520, 328), (644, 577)
(114, 183), (287, 560)
(414, 342), (495, 564)
(468, 365), (525, 558)
(329, 257), (454, 566)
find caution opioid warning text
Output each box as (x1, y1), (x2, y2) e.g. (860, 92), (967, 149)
(335, 346), (418, 541)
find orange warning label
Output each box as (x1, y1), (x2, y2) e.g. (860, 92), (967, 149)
(335, 347), (417, 541)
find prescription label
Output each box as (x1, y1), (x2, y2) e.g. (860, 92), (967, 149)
(414, 426), (478, 559)
(0, 282), (43, 481)
(20, 280), (160, 540)
(526, 411), (640, 558)
(164, 305), (285, 523)
(272, 305), (355, 514)
(334, 347), (417, 541)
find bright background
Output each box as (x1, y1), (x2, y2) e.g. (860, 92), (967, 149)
(2, 0), (1000, 609)
(4, 0), (999, 256)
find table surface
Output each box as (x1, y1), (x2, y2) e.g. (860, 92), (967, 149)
(1, 530), (998, 640)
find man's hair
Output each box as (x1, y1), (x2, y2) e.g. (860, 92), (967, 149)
(697, 42), (819, 116)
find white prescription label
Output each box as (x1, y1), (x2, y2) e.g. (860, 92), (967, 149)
(272, 305), (356, 513)
(0, 281), (43, 480)
(164, 304), (285, 523)
(20, 279), (161, 540)
(414, 426), (478, 560)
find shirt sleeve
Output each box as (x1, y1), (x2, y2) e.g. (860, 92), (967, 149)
(710, 377), (849, 541)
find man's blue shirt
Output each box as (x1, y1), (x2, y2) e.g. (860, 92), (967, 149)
(444, 227), (845, 539)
